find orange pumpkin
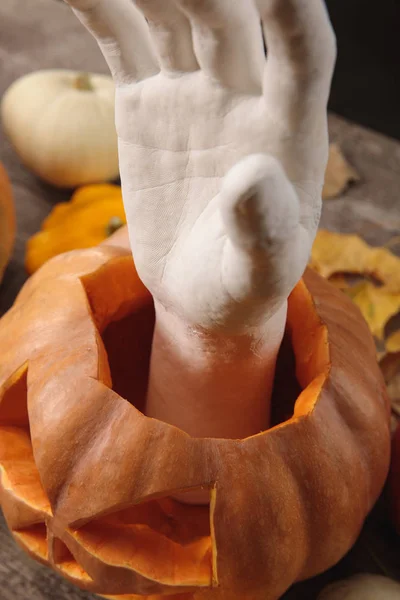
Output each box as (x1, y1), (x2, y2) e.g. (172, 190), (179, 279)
(0, 161), (15, 283)
(0, 228), (390, 600)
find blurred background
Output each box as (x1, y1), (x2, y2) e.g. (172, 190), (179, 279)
(326, 0), (400, 139)
(43, 0), (400, 141)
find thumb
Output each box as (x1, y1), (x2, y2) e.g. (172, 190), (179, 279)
(220, 154), (300, 254)
(220, 154), (308, 306)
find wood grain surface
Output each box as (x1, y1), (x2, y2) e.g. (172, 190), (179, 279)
(0, 1), (399, 598)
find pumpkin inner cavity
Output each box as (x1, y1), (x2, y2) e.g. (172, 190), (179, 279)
(86, 260), (329, 429)
(101, 303), (154, 413)
(101, 305), (305, 425)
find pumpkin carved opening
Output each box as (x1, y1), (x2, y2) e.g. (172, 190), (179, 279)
(81, 257), (311, 430)
(101, 303), (303, 427)
(81, 256), (330, 436)
(101, 303), (154, 413)
(95, 268), (323, 433)
(0, 363), (29, 428)
(0, 364), (52, 533)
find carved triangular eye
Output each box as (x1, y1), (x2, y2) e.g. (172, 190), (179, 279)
(0, 363), (29, 428)
(0, 364), (51, 532)
(100, 300), (155, 413)
(0, 365), (52, 569)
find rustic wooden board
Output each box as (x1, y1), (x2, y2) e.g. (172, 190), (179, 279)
(0, 1), (399, 598)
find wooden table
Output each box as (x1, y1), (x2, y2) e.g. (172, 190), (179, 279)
(1, 1), (399, 598)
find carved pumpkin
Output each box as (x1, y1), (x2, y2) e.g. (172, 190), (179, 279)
(0, 228), (390, 600)
(0, 161), (15, 283)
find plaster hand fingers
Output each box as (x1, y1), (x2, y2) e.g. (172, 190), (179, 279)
(257, 0), (336, 131)
(220, 154), (307, 312)
(175, 0), (264, 93)
(63, 0), (159, 84)
(134, 0), (199, 73)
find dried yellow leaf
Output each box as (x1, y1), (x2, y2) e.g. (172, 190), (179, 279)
(368, 248), (400, 293)
(345, 282), (400, 339)
(311, 230), (400, 292)
(322, 143), (360, 199)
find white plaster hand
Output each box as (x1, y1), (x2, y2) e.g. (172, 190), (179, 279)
(64, 0), (335, 331)
(65, 0), (336, 442)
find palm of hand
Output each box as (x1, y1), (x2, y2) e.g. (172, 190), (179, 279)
(118, 73), (326, 327)
(67, 0), (335, 330)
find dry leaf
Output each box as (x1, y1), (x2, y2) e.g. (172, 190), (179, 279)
(310, 228), (400, 409)
(322, 143), (360, 199)
(345, 282), (400, 339)
(311, 230), (400, 292)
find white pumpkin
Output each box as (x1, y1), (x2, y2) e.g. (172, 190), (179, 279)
(318, 574), (400, 599)
(1, 69), (118, 188)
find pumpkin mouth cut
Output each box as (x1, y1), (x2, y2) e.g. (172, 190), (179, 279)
(68, 492), (214, 593)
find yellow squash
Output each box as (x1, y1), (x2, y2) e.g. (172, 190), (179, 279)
(25, 184), (126, 274)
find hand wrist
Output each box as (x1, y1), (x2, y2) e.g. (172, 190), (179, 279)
(144, 300), (288, 443)
(152, 298), (288, 359)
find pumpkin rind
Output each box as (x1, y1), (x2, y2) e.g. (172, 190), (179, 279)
(0, 161), (16, 282)
(0, 232), (390, 600)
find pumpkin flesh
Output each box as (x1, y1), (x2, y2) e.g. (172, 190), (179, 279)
(0, 239), (390, 600)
